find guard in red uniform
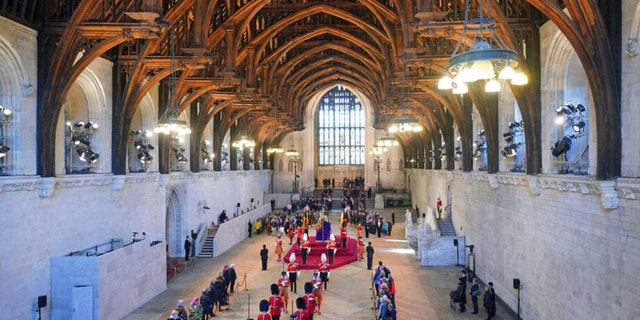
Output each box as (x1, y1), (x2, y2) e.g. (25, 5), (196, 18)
(304, 281), (317, 319)
(275, 235), (283, 261)
(311, 273), (323, 315)
(277, 272), (290, 313)
(326, 234), (337, 264)
(257, 299), (273, 320)
(357, 236), (365, 260)
(296, 225), (303, 247)
(318, 253), (330, 290)
(293, 297), (308, 320)
(301, 233), (311, 265)
(287, 225), (295, 245)
(268, 283), (284, 320)
(287, 253), (300, 293)
(356, 222), (364, 238)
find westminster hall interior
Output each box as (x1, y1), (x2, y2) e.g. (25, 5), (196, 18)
(0, 0), (639, 319)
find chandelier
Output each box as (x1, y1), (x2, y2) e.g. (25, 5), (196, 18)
(285, 146), (299, 157)
(154, 25), (191, 136)
(232, 133), (256, 149)
(267, 145), (284, 154)
(388, 24), (422, 134)
(376, 136), (399, 147)
(370, 146), (387, 158)
(438, 0), (528, 93)
(388, 114), (423, 133)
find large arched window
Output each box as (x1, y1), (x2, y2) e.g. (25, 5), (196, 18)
(317, 86), (365, 165)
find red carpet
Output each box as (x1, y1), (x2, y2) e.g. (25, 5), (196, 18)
(284, 236), (358, 270)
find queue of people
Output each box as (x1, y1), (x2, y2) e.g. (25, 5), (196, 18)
(450, 269), (497, 320)
(165, 263), (238, 320)
(373, 261), (397, 320)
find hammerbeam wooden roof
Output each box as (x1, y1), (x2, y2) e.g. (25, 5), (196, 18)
(0, 0), (621, 179)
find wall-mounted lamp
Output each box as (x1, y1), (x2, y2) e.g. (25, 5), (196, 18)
(551, 135), (576, 158)
(0, 104), (12, 121)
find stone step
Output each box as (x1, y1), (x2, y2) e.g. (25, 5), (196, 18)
(197, 236), (215, 258)
(437, 220), (456, 237)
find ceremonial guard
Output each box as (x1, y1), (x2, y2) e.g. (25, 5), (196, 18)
(287, 225), (295, 245)
(268, 283), (284, 320)
(304, 281), (317, 319)
(277, 272), (290, 313)
(257, 299), (272, 320)
(356, 222), (364, 239)
(326, 234), (337, 264)
(357, 236), (365, 261)
(303, 214), (310, 236)
(275, 234), (284, 262)
(301, 234), (311, 265)
(311, 273), (324, 315)
(293, 297), (308, 320)
(287, 253), (300, 293)
(318, 253), (330, 290)
(340, 223), (348, 248)
(296, 225), (303, 247)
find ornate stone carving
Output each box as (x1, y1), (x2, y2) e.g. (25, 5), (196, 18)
(627, 38), (638, 58)
(526, 175), (541, 196)
(38, 177), (57, 198)
(487, 174), (499, 189)
(598, 180), (619, 209)
(159, 174), (170, 186)
(112, 176), (126, 191)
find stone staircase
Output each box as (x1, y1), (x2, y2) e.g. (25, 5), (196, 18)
(437, 219), (456, 236)
(198, 235), (215, 258)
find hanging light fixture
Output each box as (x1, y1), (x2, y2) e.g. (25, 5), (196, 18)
(438, 0), (528, 93)
(285, 146), (299, 157)
(388, 23), (422, 133)
(267, 144), (284, 154)
(376, 136), (399, 147)
(232, 132), (255, 149)
(154, 25), (191, 136)
(388, 114), (422, 133)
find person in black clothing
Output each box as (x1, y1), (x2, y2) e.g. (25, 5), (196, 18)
(455, 279), (467, 313)
(200, 289), (215, 319)
(366, 242), (374, 270)
(229, 264), (238, 293)
(212, 276), (228, 312)
(260, 244), (269, 270)
(248, 220), (253, 238)
(483, 282), (497, 320)
(469, 276), (481, 314)
(391, 212), (395, 225)
(457, 270), (468, 312)
(184, 236), (191, 261)
(190, 229), (198, 257)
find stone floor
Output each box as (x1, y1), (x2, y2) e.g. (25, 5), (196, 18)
(122, 205), (514, 320)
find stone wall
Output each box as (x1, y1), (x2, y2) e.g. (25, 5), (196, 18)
(50, 239), (166, 320)
(0, 171), (268, 319)
(409, 170), (640, 320)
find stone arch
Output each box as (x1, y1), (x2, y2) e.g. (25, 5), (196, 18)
(128, 93), (158, 172)
(0, 34), (32, 174)
(165, 183), (187, 258)
(60, 67), (109, 173)
(542, 30), (595, 175)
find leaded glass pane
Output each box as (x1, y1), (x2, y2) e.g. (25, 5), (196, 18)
(317, 86), (365, 166)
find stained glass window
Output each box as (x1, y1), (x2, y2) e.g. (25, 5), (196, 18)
(317, 86), (365, 165)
